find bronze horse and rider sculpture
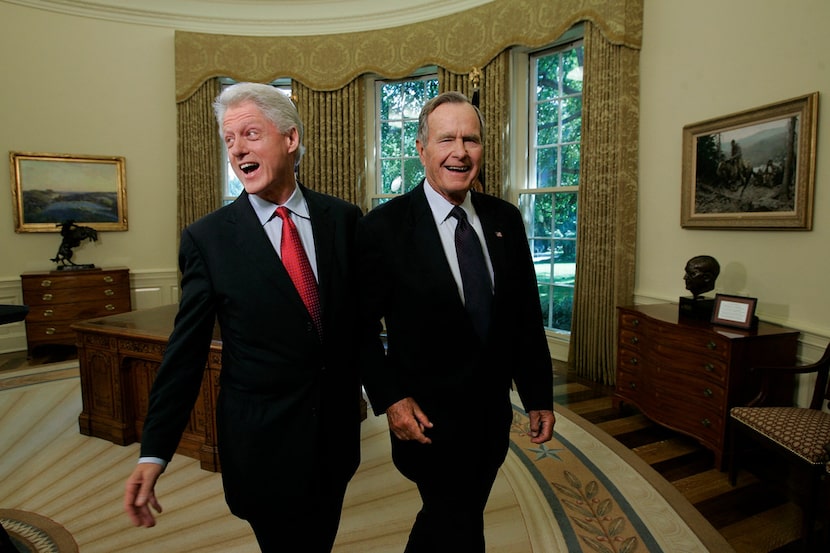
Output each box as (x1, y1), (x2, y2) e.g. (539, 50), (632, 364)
(51, 220), (98, 269)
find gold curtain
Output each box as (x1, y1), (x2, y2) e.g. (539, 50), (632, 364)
(438, 51), (510, 198)
(567, 22), (639, 384)
(177, 78), (222, 236)
(174, 0), (642, 100)
(292, 80), (365, 204)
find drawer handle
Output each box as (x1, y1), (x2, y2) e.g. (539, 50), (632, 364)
(701, 418), (711, 428)
(105, 304), (116, 311)
(629, 382), (637, 390)
(704, 362), (715, 372)
(40, 279), (52, 288)
(703, 388), (713, 398)
(103, 276), (114, 283)
(104, 289), (115, 296)
(632, 318), (640, 326)
(42, 293), (53, 301)
(707, 341), (717, 350)
(630, 336), (639, 345)
(43, 309), (54, 317)
(629, 357), (638, 365)
(45, 327), (56, 335)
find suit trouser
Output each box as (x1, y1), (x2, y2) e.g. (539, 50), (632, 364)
(404, 460), (500, 553)
(393, 410), (511, 553)
(245, 481), (348, 553)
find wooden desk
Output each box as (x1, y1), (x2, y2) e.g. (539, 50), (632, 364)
(73, 304), (222, 472)
(73, 304), (367, 473)
(615, 303), (799, 469)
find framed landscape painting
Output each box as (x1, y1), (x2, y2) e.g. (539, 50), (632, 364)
(10, 151), (128, 232)
(680, 92), (818, 230)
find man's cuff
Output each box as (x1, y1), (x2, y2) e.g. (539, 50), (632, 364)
(138, 456), (168, 470)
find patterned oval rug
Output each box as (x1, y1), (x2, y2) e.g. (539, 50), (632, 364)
(0, 509), (78, 553)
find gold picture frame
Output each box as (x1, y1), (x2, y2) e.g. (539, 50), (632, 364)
(681, 92), (818, 230)
(10, 151), (128, 232)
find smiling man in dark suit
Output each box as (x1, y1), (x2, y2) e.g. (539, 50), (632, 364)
(356, 91), (555, 552)
(123, 82), (362, 552)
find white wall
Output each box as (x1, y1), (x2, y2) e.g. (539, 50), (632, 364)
(638, 0), (830, 363)
(1, 1), (828, 364)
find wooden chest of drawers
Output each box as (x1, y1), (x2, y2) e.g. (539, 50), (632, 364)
(615, 303), (799, 468)
(21, 267), (132, 355)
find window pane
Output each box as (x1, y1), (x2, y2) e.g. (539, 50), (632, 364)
(403, 157), (425, 192)
(381, 159), (402, 194)
(561, 143), (580, 187)
(536, 147), (558, 189)
(403, 121), (420, 156)
(561, 96), (582, 143)
(380, 122), (402, 158)
(536, 100), (560, 146)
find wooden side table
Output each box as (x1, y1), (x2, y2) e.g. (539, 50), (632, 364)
(21, 267), (131, 355)
(615, 303), (799, 468)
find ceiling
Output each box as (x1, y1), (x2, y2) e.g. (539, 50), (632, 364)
(5, 0), (494, 35)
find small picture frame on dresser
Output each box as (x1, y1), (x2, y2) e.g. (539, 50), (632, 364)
(711, 294), (758, 329)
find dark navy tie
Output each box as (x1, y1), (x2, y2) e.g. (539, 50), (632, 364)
(450, 206), (492, 341)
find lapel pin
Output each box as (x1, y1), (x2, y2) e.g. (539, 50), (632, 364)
(495, 231), (503, 238)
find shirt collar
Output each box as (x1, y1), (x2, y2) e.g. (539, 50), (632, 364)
(249, 184), (309, 225)
(423, 180), (474, 225)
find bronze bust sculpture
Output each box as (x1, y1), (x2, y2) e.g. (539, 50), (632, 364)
(683, 255), (720, 299)
(679, 255), (720, 319)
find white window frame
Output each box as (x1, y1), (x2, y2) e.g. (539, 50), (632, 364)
(510, 26), (583, 358)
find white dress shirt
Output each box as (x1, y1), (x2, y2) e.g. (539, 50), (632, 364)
(423, 181), (494, 304)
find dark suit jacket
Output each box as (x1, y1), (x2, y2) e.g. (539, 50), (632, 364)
(140, 186), (362, 519)
(356, 183), (552, 475)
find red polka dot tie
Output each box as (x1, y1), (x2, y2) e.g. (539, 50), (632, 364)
(275, 206), (322, 336)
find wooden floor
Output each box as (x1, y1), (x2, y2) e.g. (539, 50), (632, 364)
(552, 361), (828, 553)
(1, 347), (825, 552)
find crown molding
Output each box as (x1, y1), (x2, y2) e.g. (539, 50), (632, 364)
(4, 0), (495, 35)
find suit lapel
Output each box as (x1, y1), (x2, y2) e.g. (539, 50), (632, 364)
(302, 185), (335, 314)
(407, 184), (464, 306)
(227, 193), (308, 313)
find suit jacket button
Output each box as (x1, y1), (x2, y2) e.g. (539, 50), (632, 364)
(307, 322), (313, 332)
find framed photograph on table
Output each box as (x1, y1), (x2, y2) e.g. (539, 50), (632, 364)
(681, 92), (818, 230)
(10, 151), (128, 233)
(711, 294), (757, 329)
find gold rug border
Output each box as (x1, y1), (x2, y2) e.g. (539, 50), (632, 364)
(551, 403), (734, 552)
(0, 508), (79, 553)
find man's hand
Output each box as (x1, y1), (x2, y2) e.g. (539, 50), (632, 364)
(528, 409), (555, 444)
(124, 462), (164, 527)
(385, 397), (433, 444)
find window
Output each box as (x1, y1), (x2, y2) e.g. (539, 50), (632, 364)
(368, 73), (438, 208)
(221, 79), (292, 206)
(516, 38), (584, 333)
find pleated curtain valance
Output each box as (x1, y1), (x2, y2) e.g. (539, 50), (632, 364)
(174, 0), (642, 101)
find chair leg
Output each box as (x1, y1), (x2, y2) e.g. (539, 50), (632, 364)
(728, 423), (740, 485)
(800, 474), (821, 553)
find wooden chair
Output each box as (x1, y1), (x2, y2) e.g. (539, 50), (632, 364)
(729, 342), (830, 552)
